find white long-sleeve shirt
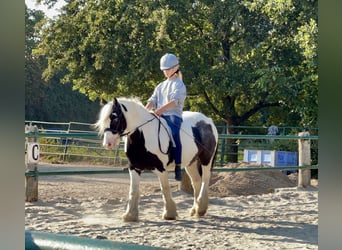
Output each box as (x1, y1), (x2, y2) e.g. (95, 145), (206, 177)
(147, 77), (186, 118)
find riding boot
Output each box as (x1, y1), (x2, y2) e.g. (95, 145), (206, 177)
(175, 165), (182, 181)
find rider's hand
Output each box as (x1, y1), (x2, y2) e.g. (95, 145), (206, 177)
(154, 108), (163, 116)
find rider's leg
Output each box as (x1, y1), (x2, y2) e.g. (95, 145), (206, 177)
(163, 115), (183, 181)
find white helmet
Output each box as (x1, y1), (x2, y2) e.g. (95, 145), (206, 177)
(160, 53), (179, 70)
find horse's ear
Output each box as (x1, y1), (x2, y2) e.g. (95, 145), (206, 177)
(100, 98), (107, 106)
(113, 98), (119, 106)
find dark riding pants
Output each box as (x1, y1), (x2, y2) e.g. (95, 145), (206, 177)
(162, 115), (182, 165)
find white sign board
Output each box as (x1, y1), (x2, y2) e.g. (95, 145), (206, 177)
(27, 142), (39, 164)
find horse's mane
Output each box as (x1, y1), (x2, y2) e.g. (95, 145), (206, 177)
(94, 101), (113, 135)
(118, 97), (144, 108)
(94, 97), (146, 135)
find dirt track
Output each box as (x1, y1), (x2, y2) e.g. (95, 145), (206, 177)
(25, 163), (318, 249)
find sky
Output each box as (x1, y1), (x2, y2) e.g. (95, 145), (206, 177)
(25, 0), (66, 18)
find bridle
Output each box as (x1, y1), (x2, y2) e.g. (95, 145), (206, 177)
(104, 100), (171, 155)
(104, 103), (127, 136)
(104, 101), (158, 137)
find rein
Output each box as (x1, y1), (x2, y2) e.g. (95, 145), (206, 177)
(156, 115), (172, 155)
(105, 116), (156, 137)
(138, 113), (172, 155)
(105, 112), (172, 155)
(126, 116), (157, 136)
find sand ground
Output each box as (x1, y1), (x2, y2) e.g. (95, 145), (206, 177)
(25, 163), (318, 249)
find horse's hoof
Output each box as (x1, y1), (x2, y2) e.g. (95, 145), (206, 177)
(190, 207), (207, 217)
(163, 216), (177, 220)
(163, 212), (177, 220)
(122, 213), (139, 222)
(197, 210), (207, 217)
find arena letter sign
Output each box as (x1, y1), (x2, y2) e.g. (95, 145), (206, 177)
(27, 142), (39, 164)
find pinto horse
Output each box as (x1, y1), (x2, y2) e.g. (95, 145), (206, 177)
(95, 97), (218, 221)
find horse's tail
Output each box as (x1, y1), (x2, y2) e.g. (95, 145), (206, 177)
(210, 143), (219, 171)
(196, 138), (218, 176)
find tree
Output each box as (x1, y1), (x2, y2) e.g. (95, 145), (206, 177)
(35, 0), (163, 100)
(25, 5), (47, 121)
(241, 0), (318, 129)
(34, 0), (317, 161)
(25, 5), (101, 123)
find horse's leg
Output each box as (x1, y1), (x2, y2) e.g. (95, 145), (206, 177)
(153, 169), (177, 220)
(122, 168), (140, 222)
(196, 163), (212, 216)
(185, 162), (203, 216)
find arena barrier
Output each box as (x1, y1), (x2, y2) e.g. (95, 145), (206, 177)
(25, 125), (318, 202)
(25, 164), (317, 177)
(25, 230), (165, 250)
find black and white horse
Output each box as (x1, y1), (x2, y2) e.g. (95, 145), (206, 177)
(95, 97), (218, 221)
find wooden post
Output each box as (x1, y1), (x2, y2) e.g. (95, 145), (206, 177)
(25, 125), (39, 202)
(298, 131), (311, 188)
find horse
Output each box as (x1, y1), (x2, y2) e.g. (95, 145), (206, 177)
(95, 97), (218, 222)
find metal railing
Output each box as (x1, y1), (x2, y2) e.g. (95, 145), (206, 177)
(25, 123), (318, 202)
(25, 120), (318, 168)
(25, 131), (318, 167)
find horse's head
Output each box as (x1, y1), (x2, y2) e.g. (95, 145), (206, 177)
(95, 98), (127, 150)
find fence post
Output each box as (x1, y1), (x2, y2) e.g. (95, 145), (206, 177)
(25, 125), (39, 202)
(220, 137), (226, 165)
(298, 131), (311, 188)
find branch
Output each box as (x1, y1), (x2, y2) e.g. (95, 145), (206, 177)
(229, 36), (242, 46)
(239, 101), (281, 123)
(202, 89), (225, 119)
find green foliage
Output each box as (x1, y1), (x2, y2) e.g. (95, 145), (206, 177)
(242, 0), (318, 128)
(25, 5), (100, 123)
(31, 0), (317, 130)
(25, 6), (47, 121)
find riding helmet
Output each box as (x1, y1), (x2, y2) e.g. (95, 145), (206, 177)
(160, 53), (179, 70)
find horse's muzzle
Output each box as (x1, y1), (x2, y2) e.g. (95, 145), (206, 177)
(103, 132), (120, 150)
